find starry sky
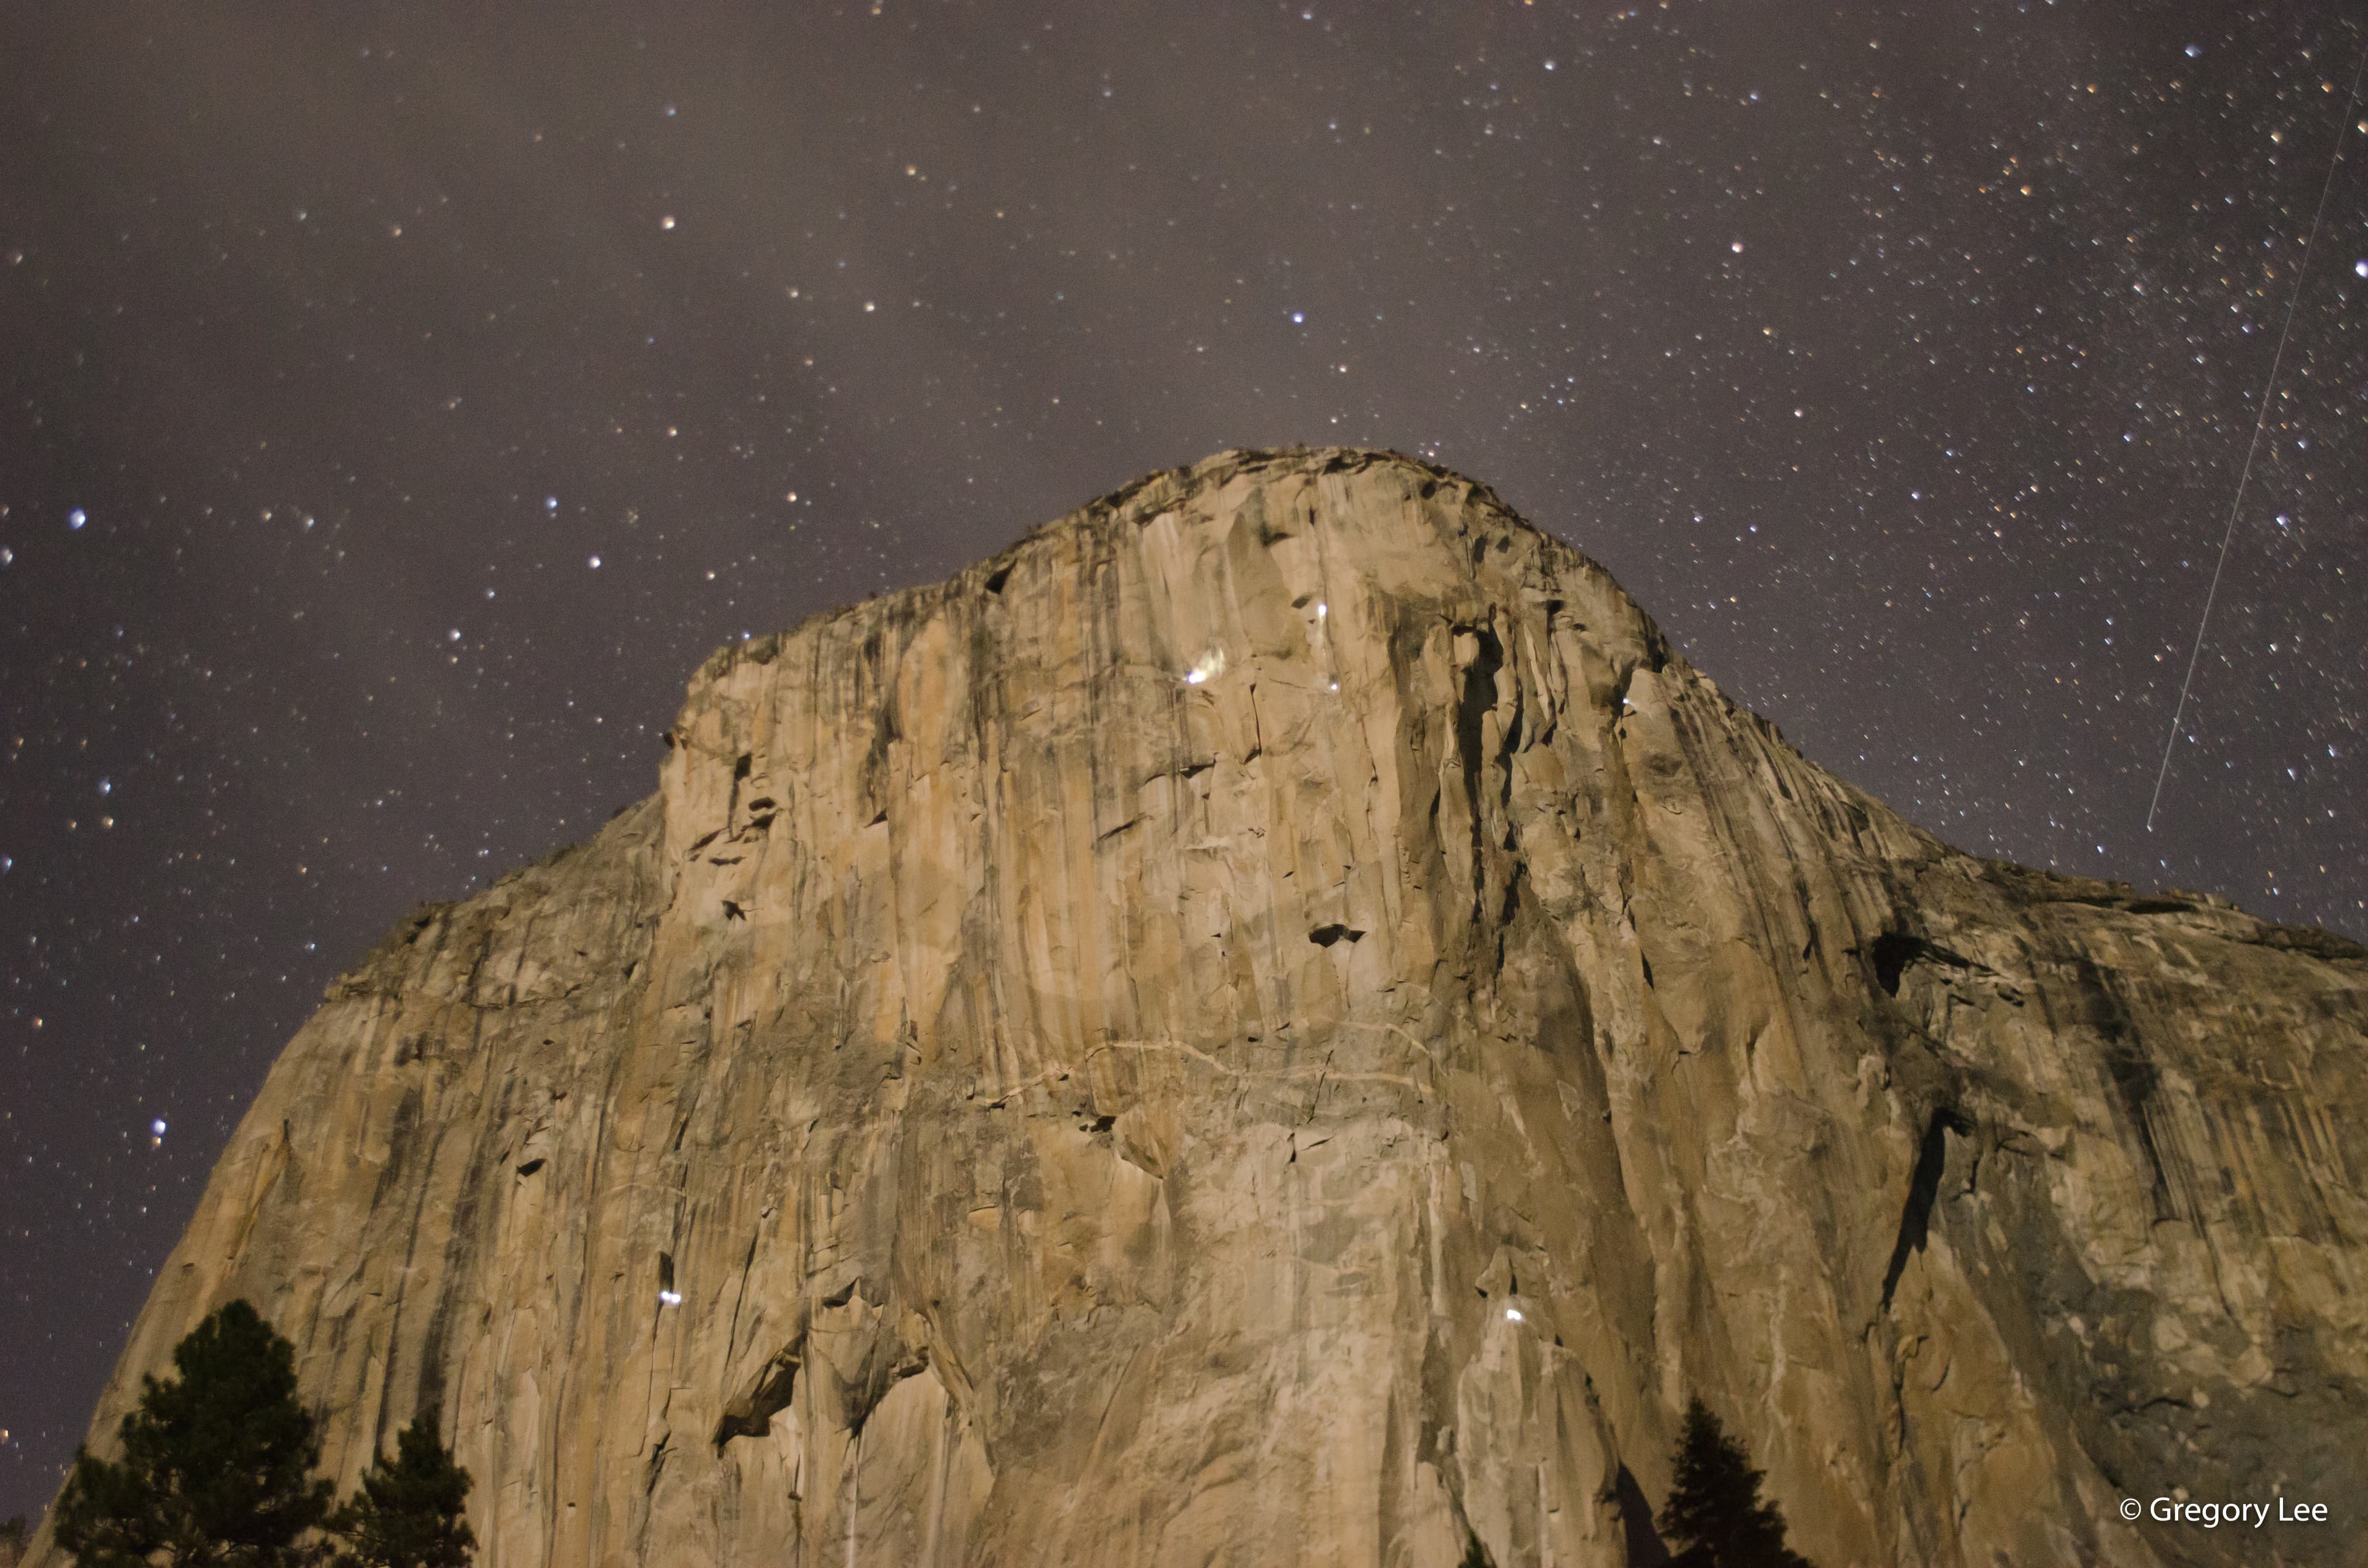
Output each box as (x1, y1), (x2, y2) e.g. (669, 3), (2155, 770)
(4, 0), (2364, 1525)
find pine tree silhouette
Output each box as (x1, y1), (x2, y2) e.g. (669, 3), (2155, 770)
(327, 1405), (475, 1567)
(1657, 1398), (1815, 1567)
(54, 1299), (333, 1567)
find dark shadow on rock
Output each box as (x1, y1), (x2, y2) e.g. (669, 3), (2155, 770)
(1616, 1463), (1671, 1566)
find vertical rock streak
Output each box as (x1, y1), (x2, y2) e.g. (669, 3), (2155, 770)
(36, 449), (2368, 1568)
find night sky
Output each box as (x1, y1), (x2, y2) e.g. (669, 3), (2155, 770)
(4, 0), (2364, 1525)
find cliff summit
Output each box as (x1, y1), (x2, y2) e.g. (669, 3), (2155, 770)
(36, 448), (2368, 1567)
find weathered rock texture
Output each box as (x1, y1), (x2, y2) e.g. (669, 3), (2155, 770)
(35, 449), (2368, 1568)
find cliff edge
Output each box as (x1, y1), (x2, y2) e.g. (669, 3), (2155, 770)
(35, 448), (2368, 1567)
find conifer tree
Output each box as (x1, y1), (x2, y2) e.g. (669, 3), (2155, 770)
(326, 1406), (475, 1568)
(1658, 1398), (1815, 1567)
(53, 1299), (332, 1567)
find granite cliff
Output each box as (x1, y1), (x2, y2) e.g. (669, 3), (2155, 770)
(34, 448), (2368, 1567)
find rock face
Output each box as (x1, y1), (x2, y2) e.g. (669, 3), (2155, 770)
(35, 448), (2368, 1568)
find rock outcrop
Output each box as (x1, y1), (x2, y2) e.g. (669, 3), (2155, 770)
(33, 449), (2368, 1567)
